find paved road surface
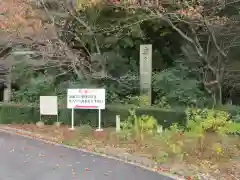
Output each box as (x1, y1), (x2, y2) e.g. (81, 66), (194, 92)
(0, 131), (174, 180)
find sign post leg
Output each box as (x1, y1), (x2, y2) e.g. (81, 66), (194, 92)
(96, 109), (103, 131)
(70, 108), (75, 130)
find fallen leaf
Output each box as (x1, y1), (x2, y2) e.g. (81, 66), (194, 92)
(85, 168), (90, 171)
(185, 176), (192, 180)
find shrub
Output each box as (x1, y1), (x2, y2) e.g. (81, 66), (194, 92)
(186, 108), (240, 134)
(0, 103), (186, 128)
(138, 114), (158, 133)
(217, 104), (240, 122)
(126, 95), (149, 107)
(120, 108), (158, 140)
(0, 103), (40, 124)
(154, 108), (240, 164)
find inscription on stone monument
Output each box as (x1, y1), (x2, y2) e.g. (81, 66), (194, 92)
(140, 44), (152, 105)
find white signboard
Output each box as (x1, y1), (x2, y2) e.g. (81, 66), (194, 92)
(40, 96), (58, 115)
(67, 89), (105, 109)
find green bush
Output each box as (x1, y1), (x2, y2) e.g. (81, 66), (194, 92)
(0, 103), (40, 124)
(216, 104), (240, 116)
(216, 104), (240, 123)
(186, 108), (240, 135)
(0, 103), (186, 128)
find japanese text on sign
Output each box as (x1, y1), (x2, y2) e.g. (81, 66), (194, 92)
(68, 95), (103, 104)
(67, 89), (105, 109)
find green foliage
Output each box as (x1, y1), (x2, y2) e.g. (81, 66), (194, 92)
(121, 108), (158, 133)
(0, 104), (40, 124)
(217, 104), (240, 123)
(155, 124), (184, 161)
(186, 108), (240, 134)
(120, 118), (133, 130)
(153, 66), (208, 107)
(103, 71), (140, 103)
(11, 61), (33, 85)
(126, 95), (149, 107)
(154, 96), (171, 109)
(220, 121), (240, 134)
(231, 114), (240, 123)
(0, 103), (186, 128)
(121, 108), (158, 139)
(60, 3), (184, 103)
(154, 107), (240, 163)
(10, 0), (239, 112)
(138, 114), (158, 133)
(12, 75), (56, 103)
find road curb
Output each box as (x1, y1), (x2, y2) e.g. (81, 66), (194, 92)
(0, 126), (185, 180)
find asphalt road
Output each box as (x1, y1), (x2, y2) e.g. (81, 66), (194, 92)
(0, 131), (174, 180)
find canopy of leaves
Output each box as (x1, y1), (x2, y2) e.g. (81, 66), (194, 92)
(2, 0), (240, 107)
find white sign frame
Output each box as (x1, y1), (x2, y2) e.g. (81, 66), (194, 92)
(67, 89), (106, 131)
(39, 96), (58, 122)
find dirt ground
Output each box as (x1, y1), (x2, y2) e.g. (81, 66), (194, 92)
(4, 124), (240, 180)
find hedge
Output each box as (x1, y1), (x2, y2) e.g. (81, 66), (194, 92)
(216, 104), (240, 116)
(0, 103), (186, 128)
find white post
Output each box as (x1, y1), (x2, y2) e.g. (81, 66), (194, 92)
(116, 115), (121, 132)
(71, 108), (74, 130)
(157, 125), (163, 133)
(96, 109), (103, 131)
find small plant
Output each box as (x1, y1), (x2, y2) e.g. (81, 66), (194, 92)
(156, 124), (185, 160)
(127, 95), (149, 107)
(212, 143), (223, 155)
(121, 108), (158, 140)
(218, 121), (240, 135)
(138, 115), (158, 134)
(186, 108), (240, 135)
(154, 96), (171, 109)
(120, 116), (133, 130)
